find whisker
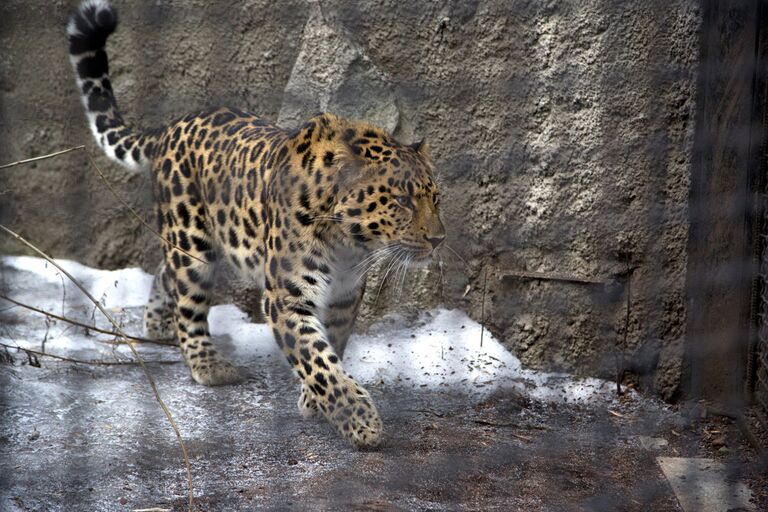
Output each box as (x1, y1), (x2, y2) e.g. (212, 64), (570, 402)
(393, 255), (405, 299)
(397, 255), (410, 299)
(373, 248), (403, 304)
(443, 243), (468, 266)
(310, 215), (367, 228)
(353, 243), (399, 272)
(310, 214), (343, 223)
(354, 250), (396, 287)
(434, 246), (466, 272)
(438, 256), (445, 299)
(396, 254), (408, 299)
(352, 245), (400, 285)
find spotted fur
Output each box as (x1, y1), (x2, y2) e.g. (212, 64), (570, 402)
(68, 0), (445, 448)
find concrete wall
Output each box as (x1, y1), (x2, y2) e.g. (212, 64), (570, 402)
(0, 0), (701, 399)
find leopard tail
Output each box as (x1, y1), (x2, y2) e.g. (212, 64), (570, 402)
(67, 0), (158, 172)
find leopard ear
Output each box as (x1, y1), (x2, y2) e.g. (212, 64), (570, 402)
(409, 139), (430, 158)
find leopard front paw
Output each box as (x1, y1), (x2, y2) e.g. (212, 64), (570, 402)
(325, 380), (382, 449)
(298, 384), (321, 420)
(189, 356), (242, 386)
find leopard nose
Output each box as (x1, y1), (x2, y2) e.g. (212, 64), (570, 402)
(426, 234), (445, 249)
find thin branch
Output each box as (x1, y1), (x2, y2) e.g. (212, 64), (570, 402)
(618, 264), (633, 396)
(0, 145), (208, 266)
(473, 420), (533, 441)
(0, 145), (86, 170)
(82, 150), (209, 266)
(480, 266), (488, 348)
(405, 408), (445, 418)
(443, 243), (468, 266)
(501, 269), (609, 285)
(0, 224), (194, 512)
(0, 341), (179, 366)
(0, 293), (177, 347)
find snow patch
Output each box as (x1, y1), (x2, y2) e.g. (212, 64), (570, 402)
(1, 256), (622, 403)
(3, 255), (153, 308)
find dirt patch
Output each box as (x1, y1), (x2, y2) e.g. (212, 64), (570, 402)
(3, 352), (765, 512)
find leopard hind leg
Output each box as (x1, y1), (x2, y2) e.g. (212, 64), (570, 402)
(164, 241), (241, 386)
(144, 263), (175, 341)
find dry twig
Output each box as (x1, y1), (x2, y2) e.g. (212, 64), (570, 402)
(473, 420), (533, 441)
(405, 408), (446, 418)
(480, 266), (488, 348)
(501, 269), (608, 285)
(0, 145), (86, 170)
(0, 341), (178, 366)
(0, 224), (195, 512)
(0, 293), (177, 347)
(81, 150), (208, 265)
(0, 145), (207, 265)
(618, 266), (632, 395)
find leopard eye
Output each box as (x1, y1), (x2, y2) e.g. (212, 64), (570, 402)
(395, 196), (413, 209)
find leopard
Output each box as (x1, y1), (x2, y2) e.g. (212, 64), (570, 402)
(67, 0), (444, 448)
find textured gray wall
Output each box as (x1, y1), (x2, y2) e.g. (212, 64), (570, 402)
(0, 0), (701, 399)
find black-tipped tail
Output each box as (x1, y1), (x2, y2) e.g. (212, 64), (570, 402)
(67, 1), (156, 172)
(67, 0), (118, 56)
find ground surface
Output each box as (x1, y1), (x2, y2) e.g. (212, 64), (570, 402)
(0, 257), (764, 511)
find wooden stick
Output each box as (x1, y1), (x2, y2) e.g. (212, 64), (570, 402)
(82, 150), (209, 266)
(480, 266), (488, 348)
(501, 269), (608, 285)
(618, 265), (632, 395)
(0, 224), (195, 512)
(0, 145), (85, 170)
(0, 341), (178, 366)
(473, 420), (533, 441)
(0, 293), (177, 347)
(0, 145), (208, 266)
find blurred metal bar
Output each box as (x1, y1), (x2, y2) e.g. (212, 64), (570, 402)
(686, 0), (761, 411)
(747, 0), (768, 440)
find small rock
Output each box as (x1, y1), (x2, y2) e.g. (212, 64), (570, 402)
(287, 458), (298, 466)
(638, 436), (668, 451)
(710, 435), (726, 448)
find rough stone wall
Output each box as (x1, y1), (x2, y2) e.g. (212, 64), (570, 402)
(0, 0), (701, 399)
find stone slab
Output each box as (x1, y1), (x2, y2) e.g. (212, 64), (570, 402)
(657, 457), (755, 512)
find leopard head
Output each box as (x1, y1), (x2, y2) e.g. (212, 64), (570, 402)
(331, 126), (445, 262)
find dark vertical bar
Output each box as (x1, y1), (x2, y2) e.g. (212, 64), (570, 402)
(748, 0), (768, 429)
(685, 0), (760, 409)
